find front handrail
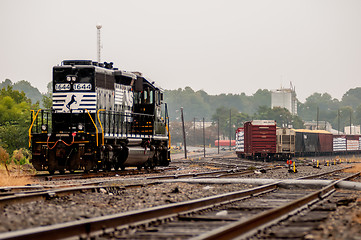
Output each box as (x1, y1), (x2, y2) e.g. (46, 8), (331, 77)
(166, 118), (171, 149)
(85, 109), (99, 147)
(97, 109), (105, 146)
(28, 109), (41, 147)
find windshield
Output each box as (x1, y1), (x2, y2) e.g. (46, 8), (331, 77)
(53, 67), (95, 92)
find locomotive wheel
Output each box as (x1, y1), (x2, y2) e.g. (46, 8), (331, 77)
(105, 162), (112, 172)
(48, 150), (57, 174)
(144, 160), (153, 170)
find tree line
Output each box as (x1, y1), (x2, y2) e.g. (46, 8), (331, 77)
(165, 87), (361, 141)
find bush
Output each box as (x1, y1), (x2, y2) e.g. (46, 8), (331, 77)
(0, 146), (10, 175)
(12, 148), (30, 165)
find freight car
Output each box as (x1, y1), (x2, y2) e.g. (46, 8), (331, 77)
(295, 129), (333, 156)
(235, 128), (244, 158)
(242, 120), (277, 159)
(214, 140), (236, 147)
(29, 60), (170, 174)
(236, 121), (361, 160)
(275, 128), (295, 160)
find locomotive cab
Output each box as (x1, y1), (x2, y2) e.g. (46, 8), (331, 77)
(132, 75), (166, 136)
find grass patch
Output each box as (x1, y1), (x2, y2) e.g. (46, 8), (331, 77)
(0, 171), (34, 186)
(188, 164), (200, 168)
(247, 166), (257, 171)
(204, 166), (221, 170)
(343, 162), (361, 173)
(0, 164), (36, 186)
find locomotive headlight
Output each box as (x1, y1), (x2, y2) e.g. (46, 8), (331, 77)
(66, 76), (71, 81)
(72, 76), (76, 81)
(41, 124), (48, 131)
(77, 123), (84, 131)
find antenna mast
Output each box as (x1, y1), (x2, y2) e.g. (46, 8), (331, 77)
(96, 24), (102, 63)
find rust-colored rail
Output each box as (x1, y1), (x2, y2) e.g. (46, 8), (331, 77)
(296, 166), (354, 180)
(0, 186), (124, 209)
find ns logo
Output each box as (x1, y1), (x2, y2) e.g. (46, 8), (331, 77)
(64, 94), (80, 112)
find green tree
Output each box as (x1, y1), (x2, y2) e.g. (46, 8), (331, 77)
(165, 87), (271, 122)
(211, 107), (251, 137)
(298, 92), (340, 129)
(355, 105), (361, 126)
(254, 106), (304, 128)
(337, 106), (355, 131)
(0, 79), (43, 106)
(341, 87), (361, 110)
(252, 89), (271, 109)
(0, 86), (35, 153)
(42, 82), (53, 109)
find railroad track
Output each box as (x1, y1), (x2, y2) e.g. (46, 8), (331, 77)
(33, 167), (175, 181)
(0, 171), (360, 240)
(250, 190), (358, 239)
(0, 164), (355, 209)
(0, 167), (276, 207)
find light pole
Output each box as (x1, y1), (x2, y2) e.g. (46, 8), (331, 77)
(193, 117), (196, 146)
(337, 109), (340, 135)
(350, 109), (352, 135)
(229, 109), (232, 151)
(217, 117), (220, 154)
(203, 118), (205, 157)
(316, 106), (319, 130)
(96, 24), (102, 63)
(180, 107), (187, 159)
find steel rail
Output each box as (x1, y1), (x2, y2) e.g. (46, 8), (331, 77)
(0, 185), (123, 209)
(0, 182), (280, 240)
(296, 166), (354, 180)
(217, 166), (283, 178)
(190, 171), (361, 240)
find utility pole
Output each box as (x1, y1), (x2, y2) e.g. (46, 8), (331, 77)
(193, 118), (196, 146)
(203, 118), (205, 157)
(96, 24), (102, 63)
(217, 117), (220, 154)
(316, 106), (319, 130)
(337, 109), (340, 135)
(229, 109), (232, 150)
(350, 109), (352, 135)
(180, 107), (187, 159)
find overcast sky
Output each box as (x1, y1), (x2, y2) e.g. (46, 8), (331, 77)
(1, 0), (360, 102)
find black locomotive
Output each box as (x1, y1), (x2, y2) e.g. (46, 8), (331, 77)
(29, 60), (170, 174)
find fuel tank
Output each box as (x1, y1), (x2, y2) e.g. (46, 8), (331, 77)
(123, 146), (154, 166)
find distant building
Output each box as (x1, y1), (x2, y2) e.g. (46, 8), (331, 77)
(193, 121), (213, 129)
(271, 86), (297, 115)
(304, 121), (333, 132)
(344, 125), (360, 135)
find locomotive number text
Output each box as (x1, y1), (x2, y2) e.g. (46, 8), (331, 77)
(73, 83), (92, 91)
(55, 83), (71, 91)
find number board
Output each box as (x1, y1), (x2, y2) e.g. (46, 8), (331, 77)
(73, 83), (92, 91)
(55, 83), (71, 91)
